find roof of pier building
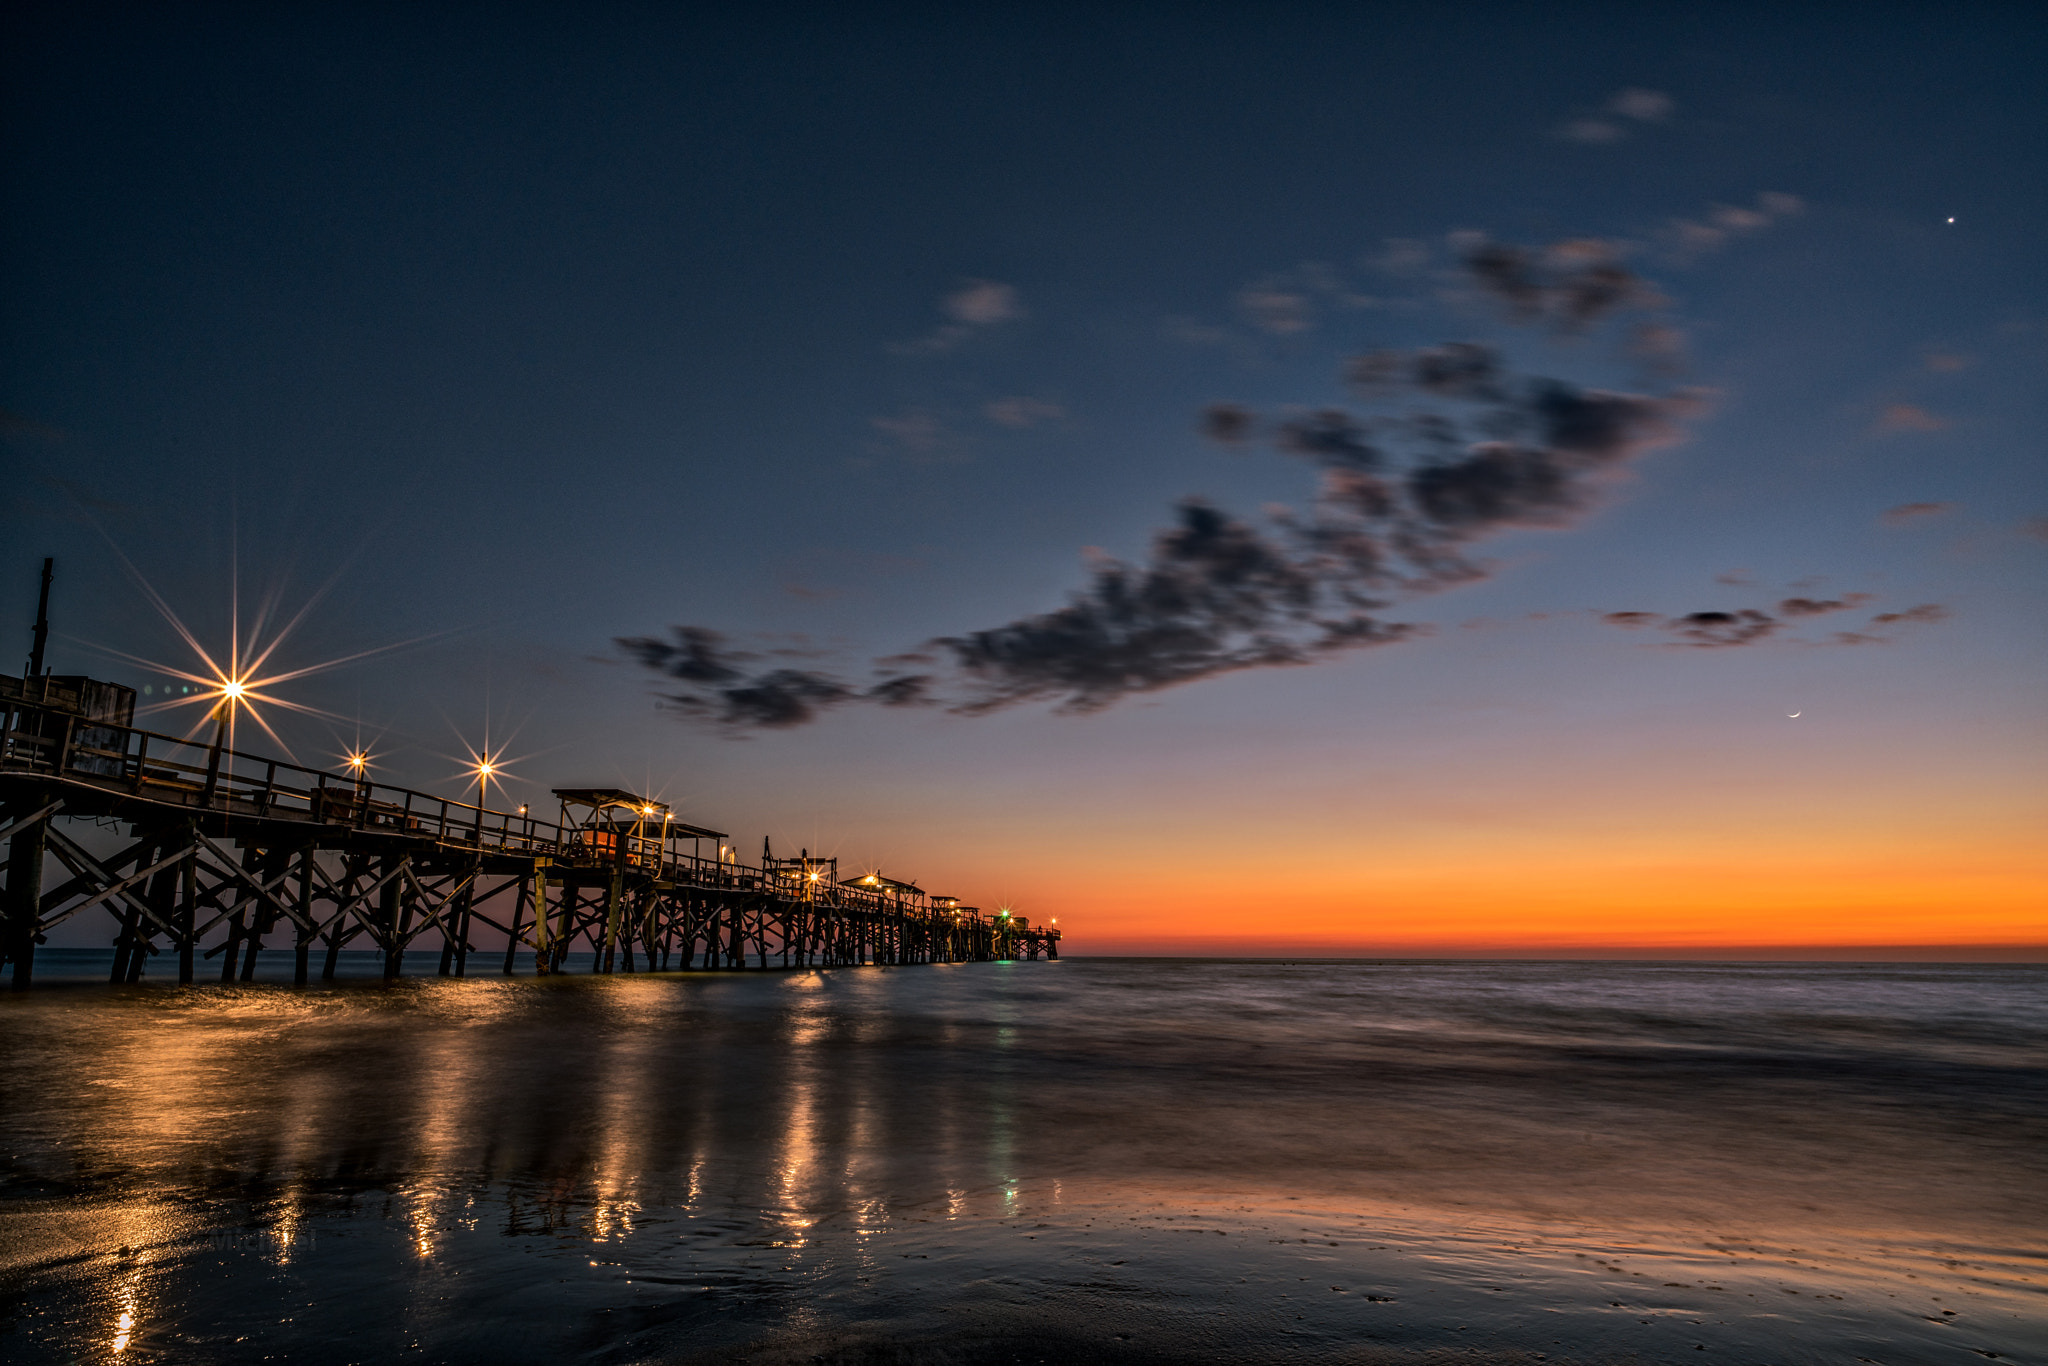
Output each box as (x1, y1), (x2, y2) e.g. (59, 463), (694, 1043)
(552, 788), (727, 840)
(841, 873), (922, 895)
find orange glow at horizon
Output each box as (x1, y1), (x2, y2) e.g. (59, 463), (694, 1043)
(1051, 854), (2046, 953)
(920, 774), (2046, 957)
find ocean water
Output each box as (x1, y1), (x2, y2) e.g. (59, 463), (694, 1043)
(1, 954), (2043, 1364)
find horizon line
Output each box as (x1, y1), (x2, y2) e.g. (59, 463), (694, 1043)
(1058, 944), (2048, 963)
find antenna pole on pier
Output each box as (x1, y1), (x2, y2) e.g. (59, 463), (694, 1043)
(25, 558), (52, 678)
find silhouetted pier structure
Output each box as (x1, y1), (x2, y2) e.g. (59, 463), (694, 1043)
(0, 673), (1059, 991)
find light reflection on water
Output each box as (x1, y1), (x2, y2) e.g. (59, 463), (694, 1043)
(0, 955), (2043, 1363)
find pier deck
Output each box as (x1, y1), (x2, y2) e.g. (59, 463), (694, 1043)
(0, 679), (1058, 990)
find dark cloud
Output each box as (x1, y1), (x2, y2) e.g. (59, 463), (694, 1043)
(1401, 383), (1693, 534)
(634, 237), (1708, 727)
(1778, 595), (1869, 617)
(1666, 610), (1779, 647)
(1408, 444), (1572, 529)
(1462, 240), (1649, 333)
(1597, 598), (1949, 650)
(1556, 263), (1639, 332)
(934, 500), (1416, 715)
(1870, 604), (1948, 625)
(1410, 343), (1505, 400)
(1275, 410), (1382, 470)
(1534, 383), (1689, 459)
(865, 674), (935, 707)
(1200, 402), (1257, 445)
(1464, 244), (1544, 319)
(615, 627), (858, 729)
(618, 626), (742, 684)
(708, 670), (856, 728)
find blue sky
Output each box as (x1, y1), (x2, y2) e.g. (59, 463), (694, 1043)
(5, 2), (2042, 947)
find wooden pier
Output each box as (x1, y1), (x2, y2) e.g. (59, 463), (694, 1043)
(0, 671), (1060, 990)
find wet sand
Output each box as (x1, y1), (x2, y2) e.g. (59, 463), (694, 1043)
(2, 955), (2043, 1362)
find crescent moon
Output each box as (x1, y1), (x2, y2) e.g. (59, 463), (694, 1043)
(1787, 711), (1801, 718)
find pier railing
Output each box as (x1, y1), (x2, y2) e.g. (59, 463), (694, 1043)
(0, 702), (938, 923)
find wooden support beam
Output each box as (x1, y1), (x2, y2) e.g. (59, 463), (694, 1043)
(0, 799), (63, 846)
(320, 855), (363, 981)
(109, 834), (152, 985)
(36, 822), (177, 915)
(294, 845), (315, 985)
(178, 848), (197, 983)
(397, 864), (478, 956)
(191, 832), (319, 933)
(41, 828), (188, 940)
(502, 875), (529, 975)
(142, 836), (183, 984)
(306, 856), (411, 941)
(452, 865), (477, 977)
(4, 793), (52, 990)
(380, 856), (405, 979)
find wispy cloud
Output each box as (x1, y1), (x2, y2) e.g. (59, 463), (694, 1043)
(1557, 87), (1675, 144)
(1237, 282), (1314, 335)
(869, 407), (944, 451)
(1873, 403), (1947, 435)
(1880, 501), (1954, 527)
(985, 396), (1065, 429)
(893, 279), (1025, 354)
(1610, 88), (1675, 122)
(1368, 238), (1432, 276)
(1161, 315), (1232, 346)
(1232, 262), (1382, 337)
(866, 407), (970, 463)
(946, 280), (1021, 325)
(1665, 192), (1805, 260)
